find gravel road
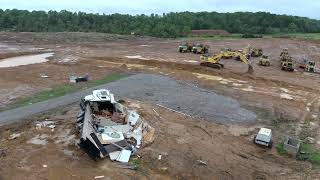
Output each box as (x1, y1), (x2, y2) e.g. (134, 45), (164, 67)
(0, 74), (256, 125)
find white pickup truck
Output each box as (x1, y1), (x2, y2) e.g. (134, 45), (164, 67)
(253, 128), (273, 148)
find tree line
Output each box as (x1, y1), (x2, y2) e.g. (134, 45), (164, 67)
(1, 9), (320, 38)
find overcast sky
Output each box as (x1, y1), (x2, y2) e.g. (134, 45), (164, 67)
(1, 0), (319, 19)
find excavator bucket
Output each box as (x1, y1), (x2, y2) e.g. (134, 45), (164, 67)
(247, 64), (254, 73)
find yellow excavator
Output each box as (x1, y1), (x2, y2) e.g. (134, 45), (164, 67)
(200, 51), (254, 73)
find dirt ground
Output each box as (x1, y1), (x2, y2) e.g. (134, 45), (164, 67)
(1, 32), (320, 179)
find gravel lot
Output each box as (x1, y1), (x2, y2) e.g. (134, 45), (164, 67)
(0, 73), (256, 125)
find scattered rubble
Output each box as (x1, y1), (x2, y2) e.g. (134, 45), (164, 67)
(27, 134), (48, 145)
(196, 160), (208, 166)
(77, 89), (155, 163)
(9, 132), (22, 140)
(306, 137), (316, 144)
(280, 93), (294, 100)
(35, 120), (55, 130)
(94, 175), (105, 179)
(40, 74), (49, 78)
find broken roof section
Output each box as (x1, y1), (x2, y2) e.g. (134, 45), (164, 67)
(77, 89), (155, 163)
(84, 89), (115, 103)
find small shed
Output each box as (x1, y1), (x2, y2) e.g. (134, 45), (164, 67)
(283, 137), (301, 156)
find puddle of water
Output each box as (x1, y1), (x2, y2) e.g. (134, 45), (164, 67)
(0, 52), (54, 68)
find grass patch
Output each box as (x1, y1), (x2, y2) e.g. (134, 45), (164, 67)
(180, 34), (243, 40)
(1, 73), (127, 111)
(297, 143), (320, 166)
(277, 140), (320, 166)
(131, 159), (142, 166)
(180, 33), (320, 41)
(276, 141), (289, 155)
(265, 33), (320, 41)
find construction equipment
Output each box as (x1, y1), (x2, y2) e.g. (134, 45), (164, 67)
(281, 59), (295, 72)
(305, 61), (316, 72)
(299, 59), (316, 72)
(235, 45), (251, 60)
(178, 42), (192, 53)
(298, 59), (308, 69)
(243, 45), (251, 59)
(200, 50), (253, 73)
(222, 47), (232, 52)
(280, 48), (292, 62)
(251, 48), (263, 57)
(280, 48), (295, 72)
(220, 48), (234, 59)
(258, 55), (271, 66)
(192, 44), (209, 54)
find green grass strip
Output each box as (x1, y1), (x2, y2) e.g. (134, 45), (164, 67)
(1, 73), (127, 111)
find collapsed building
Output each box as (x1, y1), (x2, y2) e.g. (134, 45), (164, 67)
(76, 89), (155, 162)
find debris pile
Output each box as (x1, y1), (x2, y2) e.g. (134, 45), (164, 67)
(35, 120), (56, 130)
(8, 132), (22, 140)
(76, 89), (154, 162)
(69, 74), (89, 83)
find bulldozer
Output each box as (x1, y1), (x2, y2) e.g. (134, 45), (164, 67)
(280, 48), (295, 72)
(251, 48), (263, 57)
(192, 44), (209, 54)
(281, 59), (295, 72)
(259, 55), (270, 66)
(298, 59), (316, 72)
(280, 48), (292, 62)
(200, 50), (253, 73)
(305, 61), (316, 72)
(178, 42), (192, 53)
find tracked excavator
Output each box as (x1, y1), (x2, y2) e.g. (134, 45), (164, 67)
(200, 51), (254, 73)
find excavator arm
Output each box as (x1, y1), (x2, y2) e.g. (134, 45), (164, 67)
(200, 51), (253, 73)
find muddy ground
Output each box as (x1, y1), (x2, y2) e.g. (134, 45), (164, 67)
(1, 32), (320, 179)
